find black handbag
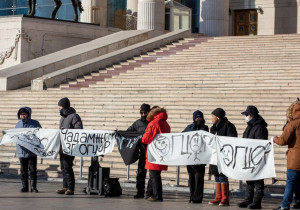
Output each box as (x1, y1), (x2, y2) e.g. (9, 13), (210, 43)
(103, 178), (122, 197)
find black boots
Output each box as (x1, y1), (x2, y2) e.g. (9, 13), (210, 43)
(21, 179), (29, 192)
(21, 179), (38, 193)
(30, 179), (39, 193)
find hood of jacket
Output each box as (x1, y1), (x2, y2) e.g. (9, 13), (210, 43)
(17, 106), (32, 120)
(61, 107), (76, 117)
(292, 102), (300, 120)
(146, 107), (168, 122)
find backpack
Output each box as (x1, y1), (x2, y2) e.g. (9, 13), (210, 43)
(103, 178), (122, 197)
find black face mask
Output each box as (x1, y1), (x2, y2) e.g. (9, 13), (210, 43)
(195, 120), (204, 125)
(21, 118), (26, 123)
(141, 116), (147, 122)
(59, 109), (66, 117)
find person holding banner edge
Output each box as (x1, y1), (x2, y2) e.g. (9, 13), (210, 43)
(209, 108), (237, 206)
(238, 105), (268, 209)
(141, 106), (170, 202)
(127, 103), (151, 199)
(182, 110), (209, 204)
(273, 100), (300, 210)
(56, 97), (83, 195)
(15, 106), (41, 193)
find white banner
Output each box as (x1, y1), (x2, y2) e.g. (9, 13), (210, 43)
(1, 128), (60, 159)
(147, 130), (217, 165)
(147, 130), (276, 180)
(60, 129), (116, 157)
(216, 136), (276, 181)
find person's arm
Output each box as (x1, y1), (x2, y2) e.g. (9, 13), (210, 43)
(255, 127), (268, 140)
(127, 121), (137, 132)
(72, 114), (83, 129)
(274, 123), (294, 146)
(141, 124), (158, 144)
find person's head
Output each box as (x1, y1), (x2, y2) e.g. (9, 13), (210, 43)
(286, 99), (300, 122)
(140, 103), (150, 121)
(193, 110), (205, 124)
(17, 107), (31, 122)
(58, 97), (70, 111)
(211, 108), (226, 124)
(241, 105), (259, 122)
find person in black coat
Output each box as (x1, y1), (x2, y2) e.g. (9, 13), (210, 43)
(183, 110), (209, 204)
(209, 108), (237, 206)
(238, 106), (268, 209)
(127, 103), (150, 199)
(56, 97), (83, 195)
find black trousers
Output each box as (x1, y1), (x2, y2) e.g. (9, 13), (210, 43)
(60, 153), (75, 191)
(245, 179), (264, 204)
(146, 170), (163, 201)
(187, 164), (206, 202)
(19, 156), (37, 180)
(136, 144), (147, 195)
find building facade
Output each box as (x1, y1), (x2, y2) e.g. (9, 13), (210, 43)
(1, 0), (299, 36)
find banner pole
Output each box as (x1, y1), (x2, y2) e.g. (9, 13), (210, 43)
(124, 165), (135, 183)
(173, 166), (184, 187)
(78, 157), (83, 180)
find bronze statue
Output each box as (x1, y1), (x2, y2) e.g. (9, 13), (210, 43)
(27, 0), (84, 22)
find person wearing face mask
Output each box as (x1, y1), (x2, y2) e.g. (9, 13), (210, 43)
(15, 107), (41, 193)
(127, 103), (151, 199)
(238, 106), (268, 209)
(56, 97), (83, 195)
(182, 110), (209, 204)
(209, 108), (237, 206)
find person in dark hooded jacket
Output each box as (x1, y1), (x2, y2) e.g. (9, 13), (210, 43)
(56, 97), (83, 195)
(238, 106), (268, 209)
(127, 103), (150, 199)
(15, 107), (41, 193)
(209, 108), (237, 206)
(183, 110), (209, 204)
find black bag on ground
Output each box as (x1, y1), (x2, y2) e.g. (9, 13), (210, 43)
(103, 178), (122, 197)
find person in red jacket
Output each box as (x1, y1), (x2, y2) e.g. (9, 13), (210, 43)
(141, 106), (170, 202)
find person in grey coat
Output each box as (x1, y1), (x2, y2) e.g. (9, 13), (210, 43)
(15, 107), (41, 193)
(56, 97), (83, 195)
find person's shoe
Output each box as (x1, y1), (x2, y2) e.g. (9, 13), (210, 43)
(191, 200), (202, 204)
(147, 196), (162, 202)
(273, 206), (289, 210)
(30, 180), (39, 193)
(294, 202), (300, 209)
(56, 188), (67, 194)
(65, 190), (74, 195)
(238, 201), (252, 208)
(219, 200), (230, 206)
(20, 186), (29, 192)
(145, 194), (152, 200)
(134, 194), (144, 199)
(21, 180), (29, 192)
(209, 183), (222, 205)
(248, 203), (261, 209)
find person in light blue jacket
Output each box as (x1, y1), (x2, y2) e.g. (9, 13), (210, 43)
(15, 107), (41, 193)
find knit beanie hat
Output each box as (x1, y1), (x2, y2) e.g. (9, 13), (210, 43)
(193, 110), (204, 122)
(211, 108), (226, 119)
(140, 103), (150, 112)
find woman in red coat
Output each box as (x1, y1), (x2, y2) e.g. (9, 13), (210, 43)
(141, 106), (170, 202)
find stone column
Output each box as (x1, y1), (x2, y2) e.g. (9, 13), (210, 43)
(199, 0), (229, 36)
(80, 0), (93, 23)
(137, 0), (165, 31)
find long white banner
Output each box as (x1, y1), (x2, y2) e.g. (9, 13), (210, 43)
(1, 128), (116, 158)
(147, 130), (276, 180)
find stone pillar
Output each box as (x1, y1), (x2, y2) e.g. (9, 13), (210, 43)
(81, 0), (93, 23)
(199, 0), (229, 36)
(137, 0), (165, 31)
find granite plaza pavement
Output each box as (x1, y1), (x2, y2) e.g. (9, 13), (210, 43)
(0, 178), (285, 210)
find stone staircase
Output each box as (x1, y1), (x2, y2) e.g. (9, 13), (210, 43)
(1, 34), (299, 190)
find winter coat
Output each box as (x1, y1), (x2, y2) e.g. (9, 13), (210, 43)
(141, 107), (170, 171)
(274, 102), (300, 171)
(127, 118), (148, 133)
(210, 117), (238, 137)
(59, 107), (83, 130)
(243, 115), (268, 140)
(15, 107), (42, 158)
(210, 117), (237, 175)
(183, 122), (209, 133)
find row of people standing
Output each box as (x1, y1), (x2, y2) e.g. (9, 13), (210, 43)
(128, 103), (268, 208)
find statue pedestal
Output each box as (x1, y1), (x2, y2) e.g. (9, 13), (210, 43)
(0, 15), (118, 70)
